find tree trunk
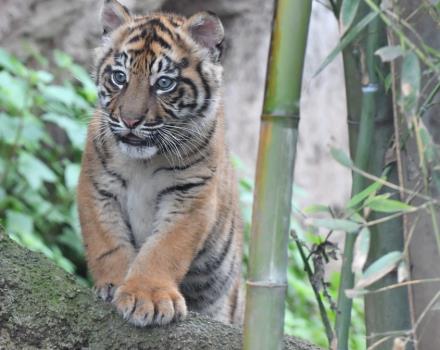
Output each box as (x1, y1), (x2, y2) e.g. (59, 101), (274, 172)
(0, 232), (320, 350)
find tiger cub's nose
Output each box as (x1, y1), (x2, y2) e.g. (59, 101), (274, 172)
(121, 116), (143, 128)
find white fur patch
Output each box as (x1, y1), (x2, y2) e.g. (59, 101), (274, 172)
(118, 143), (158, 160)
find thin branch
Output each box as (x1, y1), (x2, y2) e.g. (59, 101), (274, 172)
(365, 202), (431, 227)
(293, 232), (335, 347)
(414, 290), (440, 331)
(351, 165), (436, 202)
(367, 278), (440, 295)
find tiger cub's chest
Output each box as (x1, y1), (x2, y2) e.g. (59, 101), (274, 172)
(119, 163), (173, 247)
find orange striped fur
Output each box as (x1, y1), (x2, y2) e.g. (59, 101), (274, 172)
(77, 0), (243, 326)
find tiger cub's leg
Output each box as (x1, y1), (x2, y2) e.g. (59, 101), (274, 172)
(113, 186), (216, 326)
(77, 159), (136, 301)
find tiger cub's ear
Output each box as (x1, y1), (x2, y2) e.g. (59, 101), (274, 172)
(186, 12), (224, 62)
(101, 0), (131, 36)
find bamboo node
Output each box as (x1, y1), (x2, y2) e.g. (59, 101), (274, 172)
(361, 83), (379, 93)
(261, 112), (300, 122)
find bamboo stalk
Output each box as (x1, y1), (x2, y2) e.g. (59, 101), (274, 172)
(336, 1), (381, 347)
(362, 8), (413, 350)
(334, 2), (366, 347)
(242, 1), (312, 349)
(336, 1), (413, 349)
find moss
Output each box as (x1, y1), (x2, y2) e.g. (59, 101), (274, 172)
(0, 232), (321, 349)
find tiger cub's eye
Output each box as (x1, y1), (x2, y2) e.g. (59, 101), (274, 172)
(155, 77), (175, 91)
(111, 71), (127, 86)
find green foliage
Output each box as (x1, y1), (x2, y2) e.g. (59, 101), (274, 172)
(235, 165), (365, 349)
(0, 48), (95, 282)
(340, 0), (360, 35)
(314, 11), (378, 77)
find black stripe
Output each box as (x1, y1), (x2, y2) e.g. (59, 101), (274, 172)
(188, 217), (234, 276)
(191, 214), (226, 264)
(151, 32), (171, 50)
(148, 18), (174, 38)
(96, 245), (122, 261)
(196, 62), (211, 114)
(91, 178), (136, 250)
(114, 52), (128, 66)
(123, 217), (137, 248)
(155, 178), (211, 207)
(96, 49), (113, 85)
(179, 58), (189, 69)
(169, 88), (185, 104)
(168, 18), (180, 27)
(92, 181), (117, 200)
(127, 48), (145, 56)
(162, 55), (173, 72)
(121, 4), (130, 15)
(178, 100), (197, 110)
(183, 253), (237, 306)
(128, 34), (142, 44)
(153, 152), (208, 174)
(128, 29), (147, 44)
(129, 21), (148, 30)
(180, 77), (198, 100)
(162, 105), (178, 119)
(93, 139), (127, 188)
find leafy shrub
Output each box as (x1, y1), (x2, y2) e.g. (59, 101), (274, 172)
(0, 48), (94, 281)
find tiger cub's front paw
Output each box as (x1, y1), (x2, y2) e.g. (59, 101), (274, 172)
(113, 279), (187, 327)
(94, 282), (118, 302)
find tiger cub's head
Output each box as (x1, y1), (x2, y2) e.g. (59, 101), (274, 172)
(96, 0), (224, 159)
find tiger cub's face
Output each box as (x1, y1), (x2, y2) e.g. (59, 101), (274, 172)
(96, 0), (224, 159)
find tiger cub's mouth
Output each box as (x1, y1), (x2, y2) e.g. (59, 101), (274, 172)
(117, 133), (155, 147)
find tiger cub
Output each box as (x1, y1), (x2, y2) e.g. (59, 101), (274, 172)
(77, 0), (243, 326)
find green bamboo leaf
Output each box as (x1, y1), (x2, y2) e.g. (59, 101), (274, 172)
(366, 197), (414, 213)
(303, 204), (330, 214)
(347, 180), (383, 209)
(356, 251), (402, 289)
(312, 218), (360, 233)
(433, 170), (440, 194)
(314, 11), (378, 77)
(352, 227), (370, 273)
(401, 52), (421, 125)
(340, 0), (360, 34)
(364, 193), (391, 205)
(375, 45), (405, 62)
(418, 121), (435, 163)
(330, 147), (353, 168)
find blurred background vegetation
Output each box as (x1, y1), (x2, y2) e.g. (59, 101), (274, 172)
(1, 0), (440, 349)
(0, 48), (364, 348)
